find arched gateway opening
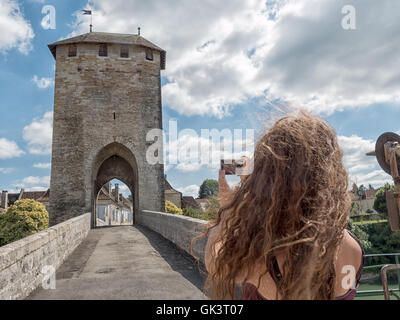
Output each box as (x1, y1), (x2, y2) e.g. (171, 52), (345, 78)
(92, 142), (139, 227)
(96, 179), (133, 226)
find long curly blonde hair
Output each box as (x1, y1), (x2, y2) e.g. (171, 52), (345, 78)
(206, 112), (351, 300)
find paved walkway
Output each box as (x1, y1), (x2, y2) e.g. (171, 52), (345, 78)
(28, 225), (207, 300)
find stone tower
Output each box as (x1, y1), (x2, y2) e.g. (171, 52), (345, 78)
(48, 32), (166, 226)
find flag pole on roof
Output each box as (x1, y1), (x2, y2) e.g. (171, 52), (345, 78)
(82, 10), (93, 32)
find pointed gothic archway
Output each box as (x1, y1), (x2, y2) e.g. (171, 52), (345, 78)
(92, 142), (139, 227)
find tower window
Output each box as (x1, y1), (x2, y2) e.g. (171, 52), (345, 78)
(145, 48), (153, 61)
(68, 45), (77, 57)
(99, 43), (108, 57)
(120, 44), (129, 58)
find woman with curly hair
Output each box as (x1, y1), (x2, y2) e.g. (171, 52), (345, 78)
(204, 111), (364, 300)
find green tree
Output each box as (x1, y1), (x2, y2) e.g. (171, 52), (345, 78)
(351, 183), (358, 195)
(0, 199), (49, 246)
(358, 184), (366, 199)
(347, 220), (371, 250)
(364, 222), (400, 266)
(350, 201), (361, 216)
(373, 183), (395, 217)
(198, 179), (219, 199)
(204, 194), (220, 221)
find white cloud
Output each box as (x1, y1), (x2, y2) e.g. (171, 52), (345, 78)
(165, 131), (254, 172)
(32, 75), (53, 89)
(23, 112), (53, 155)
(0, 167), (14, 174)
(0, 0), (35, 54)
(176, 184), (200, 198)
(338, 135), (392, 188)
(69, 0), (400, 117)
(0, 137), (24, 159)
(116, 184), (129, 194)
(13, 175), (50, 190)
(33, 162), (51, 169)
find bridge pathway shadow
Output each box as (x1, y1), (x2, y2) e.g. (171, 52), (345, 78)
(27, 225), (207, 300)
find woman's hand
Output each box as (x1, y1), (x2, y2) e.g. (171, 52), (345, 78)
(218, 169), (231, 205)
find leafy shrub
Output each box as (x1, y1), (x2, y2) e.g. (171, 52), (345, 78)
(350, 201), (361, 216)
(0, 199), (49, 246)
(373, 183), (395, 216)
(204, 195), (219, 213)
(182, 207), (217, 221)
(347, 220), (371, 250)
(165, 200), (183, 215)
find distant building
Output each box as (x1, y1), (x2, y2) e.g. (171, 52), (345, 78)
(164, 177), (182, 208)
(0, 189), (50, 212)
(0, 184), (133, 227)
(96, 182), (133, 226)
(365, 189), (377, 200)
(195, 198), (210, 212)
(182, 196), (201, 210)
(349, 188), (378, 214)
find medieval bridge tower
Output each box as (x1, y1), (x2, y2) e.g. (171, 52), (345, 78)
(48, 32), (166, 226)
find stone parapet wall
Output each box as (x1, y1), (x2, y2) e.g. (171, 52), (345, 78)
(0, 213), (91, 300)
(138, 210), (209, 264)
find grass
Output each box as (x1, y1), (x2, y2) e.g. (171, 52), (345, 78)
(353, 219), (388, 225)
(355, 283), (399, 300)
(182, 207), (216, 221)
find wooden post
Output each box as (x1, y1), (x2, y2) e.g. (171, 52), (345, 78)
(384, 142), (400, 231)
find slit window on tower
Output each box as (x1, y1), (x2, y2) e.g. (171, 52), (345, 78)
(99, 43), (108, 57)
(68, 45), (77, 57)
(145, 48), (153, 61)
(113, 112), (116, 120)
(120, 44), (129, 58)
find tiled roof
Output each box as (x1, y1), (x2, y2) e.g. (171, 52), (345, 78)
(5, 189), (49, 206)
(365, 189), (377, 199)
(164, 178), (174, 190)
(97, 186), (131, 210)
(21, 190), (48, 201)
(165, 189), (181, 194)
(196, 198), (209, 204)
(348, 191), (359, 201)
(98, 187), (116, 201)
(7, 193), (20, 205)
(182, 196), (200, 210)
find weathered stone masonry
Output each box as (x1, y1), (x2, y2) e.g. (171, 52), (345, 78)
(0, 213), (91, 300)
(48, 33), (166, 226)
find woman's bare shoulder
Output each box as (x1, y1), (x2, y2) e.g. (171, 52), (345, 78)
(334, 229), (363, 296)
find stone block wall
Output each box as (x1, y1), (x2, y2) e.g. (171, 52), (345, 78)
(137, 210), (209, 264)
(0, 213), (91, 300)
(165, 191), (183, 208)
(49, 38), (165, 225)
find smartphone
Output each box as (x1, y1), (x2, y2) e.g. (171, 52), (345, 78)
(220, 159), (245, 175)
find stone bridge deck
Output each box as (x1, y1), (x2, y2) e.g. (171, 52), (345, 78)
(27, 225), (207, 300)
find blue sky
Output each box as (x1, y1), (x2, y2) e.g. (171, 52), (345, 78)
(0, 0), (399, 198)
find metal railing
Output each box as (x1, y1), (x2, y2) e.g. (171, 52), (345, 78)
(355, 253), (400, 300)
